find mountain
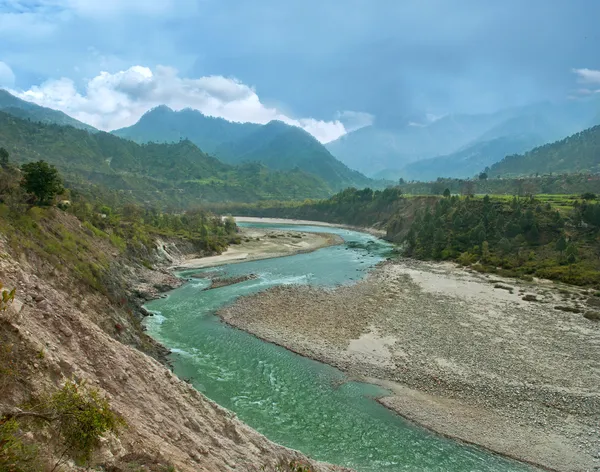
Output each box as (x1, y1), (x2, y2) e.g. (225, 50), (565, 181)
(0, 112), (332, 206)
(325, 112), (513, 175)
(214, 120), (373, 190)
(326, 98), (600, 177)
(398, 135), (545, 181)
(114, 108), (373, 190)
(489, 124), (600, 177)
(113, 106), (260, 154)
(0, 89), (97, 132)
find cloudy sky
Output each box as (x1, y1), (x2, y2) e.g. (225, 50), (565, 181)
(1, 0), (599, 142)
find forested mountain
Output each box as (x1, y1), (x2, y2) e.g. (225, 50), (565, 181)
(400, 135), (547, 181)
(0, 112), (332, 207)
(214, 120), (373, 189)
(326, 98), (600, 178)
(113, 106), (260, 154)
(489, 124), (600, 177)
(0, 89), (97, 132)
(114, 108), (373, 190)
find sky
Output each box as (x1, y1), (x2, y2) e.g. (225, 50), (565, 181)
(1, 0), (600, 142)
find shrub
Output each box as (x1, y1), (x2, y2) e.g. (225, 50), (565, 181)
(0, 418), (41, 472)
(12, 380), (127, 469)
(0, 282), (15, 312)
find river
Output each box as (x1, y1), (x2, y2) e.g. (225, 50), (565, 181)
(144, 223), (535, 472)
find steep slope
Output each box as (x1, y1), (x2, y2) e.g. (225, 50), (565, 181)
(0, 206), (345, 472)
(489, 124), (600, 177)
(215, 120), (373, 190)
(0, 89), (97, 132)
(0, 112), (332, 205)
(113, 106), (260, 154)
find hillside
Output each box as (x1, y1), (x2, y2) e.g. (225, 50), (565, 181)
(400, 134), (546, 181)
(326, 98), (600, 177)
(0, 112), (332, 206)
(114, 108), (373, 190)
(113, 105), (260, 154)
(0, 165), (341, 471)
(0, 89), (97, 132)
(215, 120), (373, 189)
(489, 124), (600, 177)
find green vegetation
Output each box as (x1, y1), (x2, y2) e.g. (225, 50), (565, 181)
(214, 120), (373, 190)
(0, 150), (238, 295)
(396, 173), (600, 197)
(20, 161), (64, 206)
(0, 111), (334, 208)
(44, 380), (125, 466)
(489, 124), (600, 177)
(223, 187), (600, 288)
(0, 89), (97, 132)
(1, 380), (124, 471)
(0, 282), (15, 312)
(115, 107), (374, 191)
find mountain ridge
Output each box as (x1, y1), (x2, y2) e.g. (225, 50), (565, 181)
(0, 89), (97, 132)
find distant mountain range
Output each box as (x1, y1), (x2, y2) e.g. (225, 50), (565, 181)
(0, 89), (97, 132)
(113, 106), (373, 190)
(489, 124), (600, 177)
(327, 98), (600, 180)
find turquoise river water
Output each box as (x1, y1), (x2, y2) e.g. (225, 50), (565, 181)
(144, 223), (535, 472)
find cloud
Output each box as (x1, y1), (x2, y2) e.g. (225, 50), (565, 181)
(570, 68), (600, 97)
(335, 111), (375, 132)
(10, 65), (358, 143)
(0, 61), (15, 87)
(573, 68), (600, 84)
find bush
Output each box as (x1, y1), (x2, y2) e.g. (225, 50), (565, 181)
(0, 418), (41, 472)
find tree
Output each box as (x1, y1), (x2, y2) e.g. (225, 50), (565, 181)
(565, 244), (578, 266)
(0, 148), (9, 169)
(443, 188), (451, 198)
(478, 172), (488, 180)
(555, 236), (567, 259)
(20, 160), (64, 206)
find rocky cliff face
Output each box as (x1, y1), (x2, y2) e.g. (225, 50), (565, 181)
(0, 214), (348, 472)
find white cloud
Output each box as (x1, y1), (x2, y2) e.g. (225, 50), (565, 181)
(10, 65), (359, 143)
(573, 68), (600, 84)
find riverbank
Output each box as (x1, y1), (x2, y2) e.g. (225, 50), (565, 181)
(218, 258), (600, 472)
(175, 225), (344, 269)
(233, 216), (387, 237)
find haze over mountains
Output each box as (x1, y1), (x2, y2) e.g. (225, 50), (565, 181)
(3, 87), (600, 188)
(327, 97), (600, 180)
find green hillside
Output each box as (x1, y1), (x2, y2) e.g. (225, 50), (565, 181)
(400, 135), (546, 181)
(113, 108), (373, 190)
(489, 125), (600, 177)
(0, 112), (332, 207)
(113, 106), (260, 154)
(0, 89), (97, 132)
(215, 120), (373, 190)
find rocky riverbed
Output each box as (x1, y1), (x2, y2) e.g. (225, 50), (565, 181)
(218, 259), (600, 472)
